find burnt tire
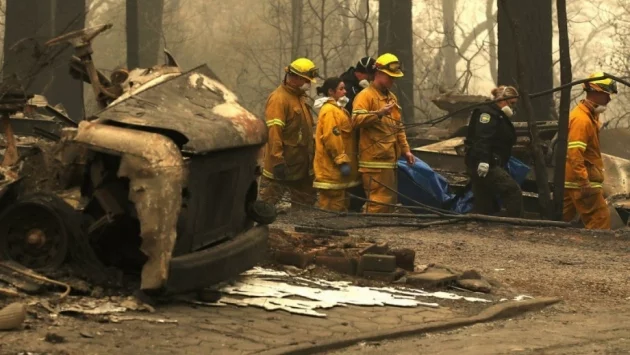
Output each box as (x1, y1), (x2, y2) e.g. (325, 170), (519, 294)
(0, 193), (76, 271)
(246, 200), (277, 225)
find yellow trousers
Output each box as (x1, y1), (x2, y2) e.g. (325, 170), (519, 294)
(362, 169), (397, 213)
(317, 189), (349, 212)
(563, 188), (610, 230)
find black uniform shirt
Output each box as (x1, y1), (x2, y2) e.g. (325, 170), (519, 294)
(464, 103), (517, 168)
(340, 67), (364, 111)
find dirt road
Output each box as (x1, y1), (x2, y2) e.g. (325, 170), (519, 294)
(328, 220), (630, 355)
(1, 215), (629, 354)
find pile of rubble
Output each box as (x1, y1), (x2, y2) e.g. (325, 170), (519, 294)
(269, 227), (495, 294)
(0, 259), (174, 333)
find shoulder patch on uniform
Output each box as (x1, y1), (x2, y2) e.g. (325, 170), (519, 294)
(332, 126), (341, 136)
(479, 113), (491, 124)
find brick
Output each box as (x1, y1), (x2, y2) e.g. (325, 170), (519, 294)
(362, 270), (399, 282)
(323, 249), (346, 257)
(406, 269), (458, 289)
(273, 250), (316, 269)
(314, 256), (357, 275)
(359, 242), (389, 255)
(390, 248), (416, 271)
(358, 254), (397, 273)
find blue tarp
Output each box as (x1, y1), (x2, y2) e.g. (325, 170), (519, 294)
(397, 157), (530, 214)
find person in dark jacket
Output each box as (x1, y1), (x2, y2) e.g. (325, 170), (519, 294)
(464, 85), (523, 217)
(338, 56), (376, 212)
(339, 56), (376, 111)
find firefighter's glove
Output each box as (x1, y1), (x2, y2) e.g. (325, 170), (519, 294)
(339, 163), (351, 177)
(273, 164), (287, 180)
(376, 103), (395, 118)
(477, 162), (489, 178)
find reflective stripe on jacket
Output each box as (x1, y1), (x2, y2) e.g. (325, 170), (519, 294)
(564, 100), (604, 189)
(352, 84), (410, 172)
(313, 99), (360, 189)
(263, 84), (315, 180)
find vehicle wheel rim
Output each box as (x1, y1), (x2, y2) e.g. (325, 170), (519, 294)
(0, 203), (68, 270)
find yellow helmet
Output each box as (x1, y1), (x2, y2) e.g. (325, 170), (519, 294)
(286, 58), (318, 83)
(583, 72), (617, 94)
(375, 53), (403, 78)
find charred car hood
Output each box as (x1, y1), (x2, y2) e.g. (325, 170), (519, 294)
(92, 65), (267, 154)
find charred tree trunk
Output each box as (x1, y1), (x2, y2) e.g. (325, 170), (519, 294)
(50, 0), (85, 120)
(378, 0), (414, 123)
(3, 0), (55, 93)
(358, 0), (371, 56)
(3, 0), (85, 120)
(126, 0), (165, 69)
(499, 0), (553, 220)
(553, 0), (572, 220)
(498, 0), (553, 122)
(291, 0), (304, 59)
(441, 0), (458, 89)
(486, 0), (498, 84)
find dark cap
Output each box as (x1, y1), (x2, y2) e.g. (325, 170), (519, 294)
(355, 56), (376, 74)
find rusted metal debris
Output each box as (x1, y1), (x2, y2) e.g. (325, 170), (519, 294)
(0, 23), (275, 295)
(0, 261), (71, 299)
(0, 77), (30, 167)
(72, 121), (185, 290)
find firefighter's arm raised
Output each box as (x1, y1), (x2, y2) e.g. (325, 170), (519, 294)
(352, 92), (394, 128)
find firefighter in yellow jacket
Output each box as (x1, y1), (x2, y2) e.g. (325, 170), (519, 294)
(563, 72), (617, 230)
(260, 58), (318, 209)
(312, 77), (361, 211)
(352, 53), (415, 213)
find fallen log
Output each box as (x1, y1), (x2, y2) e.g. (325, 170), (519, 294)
(322, 218), (463, 230)
(325, 211), (570, 228)
(315, 211), (443, 220)
(456, 213), (570, 227)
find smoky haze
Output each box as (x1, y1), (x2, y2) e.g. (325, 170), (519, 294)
(0, 0), (627, 127)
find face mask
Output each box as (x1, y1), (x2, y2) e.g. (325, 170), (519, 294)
(358, 79), (369, 88)
(501, 105), (514, 118)
(593, 105), (607, 114)
(337, 96), (349, 107)
(300, 82), (311, 91)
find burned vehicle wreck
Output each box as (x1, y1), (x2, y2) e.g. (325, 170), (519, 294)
(0, 24), (275, 294)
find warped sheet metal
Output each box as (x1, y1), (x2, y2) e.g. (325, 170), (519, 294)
(211, 267), (492, 317)
(94, 65), (267, 154)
